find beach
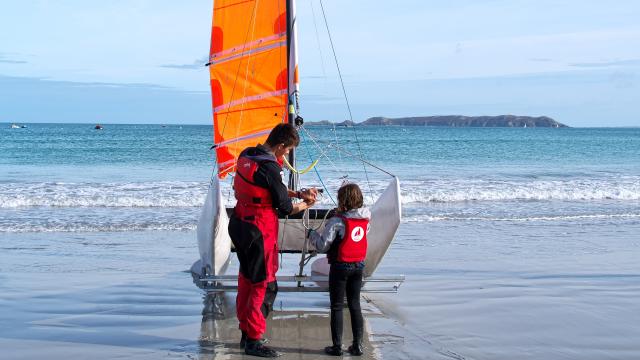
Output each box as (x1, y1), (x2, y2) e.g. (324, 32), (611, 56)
(2, 220), (640, 359)
(0, 230), (436, 360)
(1, 124), (640, 359)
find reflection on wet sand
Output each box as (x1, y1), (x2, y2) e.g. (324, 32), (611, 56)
(198, 292), (381, 359)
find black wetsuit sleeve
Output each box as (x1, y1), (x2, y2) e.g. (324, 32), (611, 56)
(254, 161), (293, 216)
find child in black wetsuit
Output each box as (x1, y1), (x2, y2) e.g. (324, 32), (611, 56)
(309, 183), (370, 356)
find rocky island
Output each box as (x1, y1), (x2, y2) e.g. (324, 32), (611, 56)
(306, 115), (568, 128)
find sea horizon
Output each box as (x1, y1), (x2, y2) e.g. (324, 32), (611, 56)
(3, 120), (639, 128)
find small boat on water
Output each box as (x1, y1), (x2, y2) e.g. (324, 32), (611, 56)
(10, 123), (26, 129)
(94, 124), (103, 130)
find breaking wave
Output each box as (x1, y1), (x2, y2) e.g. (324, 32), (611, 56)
(0, 181), (209, 208)
(403, 213), (640, 223)
(0, 223), (198, 233)
(1, 177), (639, 209)
(399, 178), (640, 203)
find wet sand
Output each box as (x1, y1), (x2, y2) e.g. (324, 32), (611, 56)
(0, 272), (424, 360)
(3, 220), (640, 359)
(0, 231), (423, 360)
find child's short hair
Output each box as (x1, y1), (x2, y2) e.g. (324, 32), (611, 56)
(337, 183), (363, 212)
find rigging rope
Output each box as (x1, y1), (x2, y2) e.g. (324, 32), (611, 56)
(327, 143), (396, 177)
(299, 126), (340, 172)
(299, 128), (337, 205)
(310, 0), (328, 89)
(300, 126), (397, 178)
(318, 0), (374, 200)
(282, 156), (319, 175)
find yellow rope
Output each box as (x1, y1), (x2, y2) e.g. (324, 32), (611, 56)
(282, 157), (319, 175)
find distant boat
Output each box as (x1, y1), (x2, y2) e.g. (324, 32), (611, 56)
(10, 123), (25, 129)
(94, 124), (103, 130)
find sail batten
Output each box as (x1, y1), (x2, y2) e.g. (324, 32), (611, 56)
(210, 40), (286, 66)
(210, 0), (291, 177)
(210, 32), (286, 60)
(214, 89), (288, 113)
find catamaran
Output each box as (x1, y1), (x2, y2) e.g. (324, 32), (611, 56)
(191, 0), (403, 293)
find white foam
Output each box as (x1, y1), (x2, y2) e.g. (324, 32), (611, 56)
(402, 213), (640, 223)
(0, 181), (208, 208)
(1, 176), (639, 210)
(399, 178), (640, 203)
(0, 223), (198, 233)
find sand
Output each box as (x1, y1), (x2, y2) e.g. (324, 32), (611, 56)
(3, 220), (640, 359)
(0, 231), (427, 359)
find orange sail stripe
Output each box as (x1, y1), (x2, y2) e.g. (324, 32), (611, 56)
(210, 0), (288, 178)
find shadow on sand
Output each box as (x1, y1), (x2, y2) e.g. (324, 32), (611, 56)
(197, 292), (382, 359)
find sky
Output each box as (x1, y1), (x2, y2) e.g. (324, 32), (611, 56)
(0, 0), (639, 127)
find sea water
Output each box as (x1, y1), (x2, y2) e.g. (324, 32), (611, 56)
(1, 123), (639, 359)
(2, 124), (638, 233)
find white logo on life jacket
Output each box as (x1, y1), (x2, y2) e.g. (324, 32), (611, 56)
(351, 226), (365, 242)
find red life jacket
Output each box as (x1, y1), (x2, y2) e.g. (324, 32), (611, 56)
(232, 150), (281, 283)
(233, 153), (278, 207)
(335, 215), (369, 263)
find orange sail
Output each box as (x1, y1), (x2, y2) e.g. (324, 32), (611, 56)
(209, 0), (297, 178)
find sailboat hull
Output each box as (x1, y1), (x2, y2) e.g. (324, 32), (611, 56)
(191, 178), (231, 278)
(192, 177), (401, 283)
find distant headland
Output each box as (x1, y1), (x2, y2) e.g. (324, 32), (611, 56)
(306, 115), (568, 128)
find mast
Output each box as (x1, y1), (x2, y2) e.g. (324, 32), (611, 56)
(286, 0), (300, 190)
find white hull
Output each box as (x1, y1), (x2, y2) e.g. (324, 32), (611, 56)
(192, 177), (401, 281)
(190, 177), (231, 277)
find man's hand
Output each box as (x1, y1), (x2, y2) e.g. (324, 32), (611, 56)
(300, 187), (318, 202)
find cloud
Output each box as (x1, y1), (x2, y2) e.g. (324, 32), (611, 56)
(160, 56), (209, 70)
(0, 53), (27, 64)
(64, 81), (171, 90)
(0, 75), (210, 124)
(569, 59), (640, 68)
